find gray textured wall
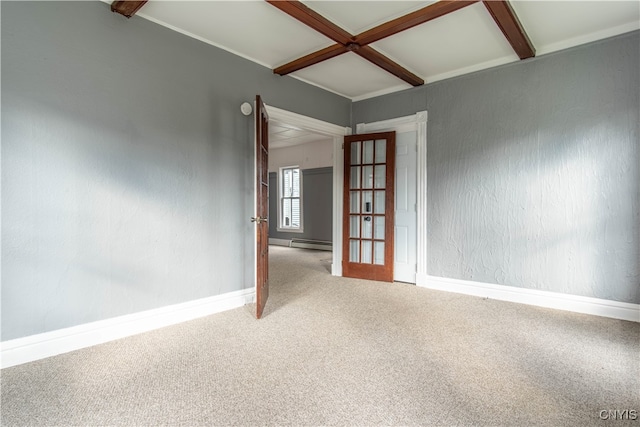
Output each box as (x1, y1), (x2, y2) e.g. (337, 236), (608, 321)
(269, 168), (333, 242)
(353, 31), (640, 304)
(1, 1), (350, 341)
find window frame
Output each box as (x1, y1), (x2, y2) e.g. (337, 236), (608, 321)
(277, 166), (304, 233)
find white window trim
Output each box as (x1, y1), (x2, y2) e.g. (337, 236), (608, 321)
(277, 165), (304, 233)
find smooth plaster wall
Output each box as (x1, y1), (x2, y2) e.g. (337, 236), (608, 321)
(1, 1), (350, 341)
(353, 31), (640, 304)
(268, 139), (333, 172)
(269, 168), (333, 242)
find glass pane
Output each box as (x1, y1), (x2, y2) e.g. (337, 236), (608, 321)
(362, 216), (372, 239)
(374, 165), (385, 189)
(375, 139), (386, 163)
(283, 169), (291, 196)
(291, 198), (300, 227)
(374, 241), (385, 265)
(362, 165), (373, 189)
(350, 191), (360, 213)
(362, 241), (372, 264)
(363, 140), (374, 164)
(362, 191), (373, 214)
(292, 169), (300, 197)
(350, 166), (361, 189)
(350, 141), (361, 165)
(374, 191), (385, 214)
(374, 216), (385, 239)
(349, 240), (359, 262)
(350, 215), (360, 238)
(282, 199), (291, 227)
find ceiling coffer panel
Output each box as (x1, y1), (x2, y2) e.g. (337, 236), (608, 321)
(268, 0), (489, 86)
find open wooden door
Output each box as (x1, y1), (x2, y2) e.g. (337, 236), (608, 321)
(253, 95), (269, 319)
(342, 132), (396, 282)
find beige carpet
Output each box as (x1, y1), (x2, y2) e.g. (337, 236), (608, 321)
(2, 246), (639, 426)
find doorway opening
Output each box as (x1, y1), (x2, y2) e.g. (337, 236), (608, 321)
(264, 105), (351, 276)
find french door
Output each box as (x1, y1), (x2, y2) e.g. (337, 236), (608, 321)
(342, 132), (396, 282)
(253, 95), (269, 319)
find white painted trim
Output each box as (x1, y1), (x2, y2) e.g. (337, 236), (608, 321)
(351, 84), (413, 103)
(285, 74), (354, 101)
(265, 105), (351, 278)
(265, 105), (350, 137)
(356, 111), (428, 284)
(1, 288), (255, 369)
(419, 276), (640, 323)
(332, 134), (345, 276)
(269, 238), (291, 247)
(356, 112), (425, 134)
(536, 22), (640, 57)
(424, 55), (517, 86)
(415, 112), (428, 284)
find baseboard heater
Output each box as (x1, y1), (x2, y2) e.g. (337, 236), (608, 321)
(289, 238), (332, 251)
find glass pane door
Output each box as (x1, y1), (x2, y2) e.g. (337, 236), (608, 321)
(343, 132), (395, 282)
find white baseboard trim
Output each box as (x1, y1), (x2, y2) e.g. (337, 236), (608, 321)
(418, 275), (639, 323)
(1, 288), (255, 369)
(269, 238), (291, 247)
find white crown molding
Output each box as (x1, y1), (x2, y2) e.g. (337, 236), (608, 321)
(351, 84), (414, 103)
(418, 275), (640, 323)
(536, 22), (640, 57)
(425, 55), (517, 86)
(1, 288), (255, 369)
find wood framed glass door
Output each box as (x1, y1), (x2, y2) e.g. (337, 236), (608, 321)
(342, 132), (395, 282)
(254, 95), (269, 319)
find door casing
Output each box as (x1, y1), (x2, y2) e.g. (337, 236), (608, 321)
(356, 111), (427, 285)
(263, 105), (351, 277)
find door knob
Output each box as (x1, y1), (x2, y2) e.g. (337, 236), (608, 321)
(251, 216), (268, 224)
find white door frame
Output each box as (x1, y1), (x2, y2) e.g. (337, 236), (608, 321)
(264, 105), (351, 276)
(356, 111), (428, 285)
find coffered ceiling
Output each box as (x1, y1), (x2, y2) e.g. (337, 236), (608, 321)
(111, 0), (639, 101)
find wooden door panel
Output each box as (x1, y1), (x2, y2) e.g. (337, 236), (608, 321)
(255, 95), (269, 319)
(342, 132), (395, 282)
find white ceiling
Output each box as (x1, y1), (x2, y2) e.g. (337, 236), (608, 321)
(134, 0), (639, 101)
(269, 121), (330, 150)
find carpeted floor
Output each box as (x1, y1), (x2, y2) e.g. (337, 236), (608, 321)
(1, 246), (639, 426)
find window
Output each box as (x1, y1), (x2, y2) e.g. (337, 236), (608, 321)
(278, 166), (302, 232)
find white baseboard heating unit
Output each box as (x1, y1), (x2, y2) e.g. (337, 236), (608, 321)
(289, 239), (332, 251)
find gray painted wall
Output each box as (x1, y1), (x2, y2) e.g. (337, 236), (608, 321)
(1, 1), (350, 341)
(269, 167), (333, 242)
(353, 31), (640, 304)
